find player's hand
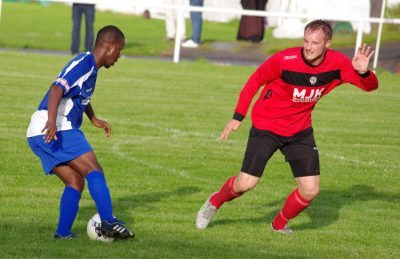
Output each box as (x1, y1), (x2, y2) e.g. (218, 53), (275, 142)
(91, 116), (112, 137)
(41, 120), (58, 143)
(352, 43), (374, 74)
(219, 119), (242, 140)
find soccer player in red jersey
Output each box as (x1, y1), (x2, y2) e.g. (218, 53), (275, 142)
(195, 20), (378, 233)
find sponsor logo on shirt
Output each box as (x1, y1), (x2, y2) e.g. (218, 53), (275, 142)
(309, 76), (317, 85)
(292, 87), (325, 102)
(284, 55), (298, 60)
(82, 97), (91, 105)
(55, 78), (70, 92)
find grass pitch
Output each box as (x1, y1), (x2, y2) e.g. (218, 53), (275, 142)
(0, 50), (399, 258)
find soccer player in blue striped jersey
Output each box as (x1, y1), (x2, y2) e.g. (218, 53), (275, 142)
(27, 25), (134, 240)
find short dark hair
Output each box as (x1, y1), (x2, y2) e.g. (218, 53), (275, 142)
(95, 25), (125, 46)
(304, 20), (333, 41)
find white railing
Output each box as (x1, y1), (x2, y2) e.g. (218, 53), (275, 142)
(1, 0), (400, 70)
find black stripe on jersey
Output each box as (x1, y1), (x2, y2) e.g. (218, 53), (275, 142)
(281, 70), (341, 87)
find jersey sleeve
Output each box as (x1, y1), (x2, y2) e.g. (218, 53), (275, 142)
(52, 56), (94, 96)
(340, 57), (379, 92)
(233, 53), (282, 120)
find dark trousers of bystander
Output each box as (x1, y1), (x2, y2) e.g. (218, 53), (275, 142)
(237, 0), (268, 42)
(71, 3), (95, 54)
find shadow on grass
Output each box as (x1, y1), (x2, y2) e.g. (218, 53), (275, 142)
(211, 184), (399, 230)
(78, 185), (201, 222)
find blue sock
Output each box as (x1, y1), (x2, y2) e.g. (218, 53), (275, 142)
(56, 186), (81, 236)
(86, 170), (115, 222)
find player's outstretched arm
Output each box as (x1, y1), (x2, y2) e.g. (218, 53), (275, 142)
(352, 43), (375, 74)
(85, 103), (112, 137)
(219, 119), (242, 140)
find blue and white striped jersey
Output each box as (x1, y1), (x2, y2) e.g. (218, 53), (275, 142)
(27, 52), (98, 137)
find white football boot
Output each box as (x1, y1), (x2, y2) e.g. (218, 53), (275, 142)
(196, 193), (218, 229)
(271, 223), (293, 234)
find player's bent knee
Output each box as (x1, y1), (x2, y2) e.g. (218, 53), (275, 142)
(235, 173), (259, 193)
(308, 187), (320, 199)
(235, 184), (254, 193)
(300, 186), (319, 200)
(68, 177), (85, 192)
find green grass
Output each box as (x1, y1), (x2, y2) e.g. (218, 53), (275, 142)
(0, 49), (399, 258)
(0, 1), (239, 56)
(0, 1), (399, 56)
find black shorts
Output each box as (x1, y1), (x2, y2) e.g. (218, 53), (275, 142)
(241, 126), (320, 178)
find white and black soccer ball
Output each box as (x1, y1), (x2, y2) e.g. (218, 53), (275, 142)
(87, 213), (114, 242)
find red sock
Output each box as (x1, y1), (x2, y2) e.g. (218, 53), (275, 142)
(272, 188), (311, 230)
(210, 176), (242, 209)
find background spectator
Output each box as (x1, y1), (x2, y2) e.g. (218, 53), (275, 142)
(182, 0), (204, 48)
(164, 0), (186, 41)
(71, 3), (95, 55)
(237, 0), (268, 42)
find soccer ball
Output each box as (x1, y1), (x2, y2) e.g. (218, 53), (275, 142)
(87, 213), (114, 242)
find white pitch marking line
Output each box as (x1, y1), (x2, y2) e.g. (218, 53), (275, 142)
(111, 138), (211, 183)
(324, 153), (399, 170)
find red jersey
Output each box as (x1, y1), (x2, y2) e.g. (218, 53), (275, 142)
(234, 47), (378, 137)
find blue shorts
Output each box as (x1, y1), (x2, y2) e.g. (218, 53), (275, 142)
(27, 129), (93, 175)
